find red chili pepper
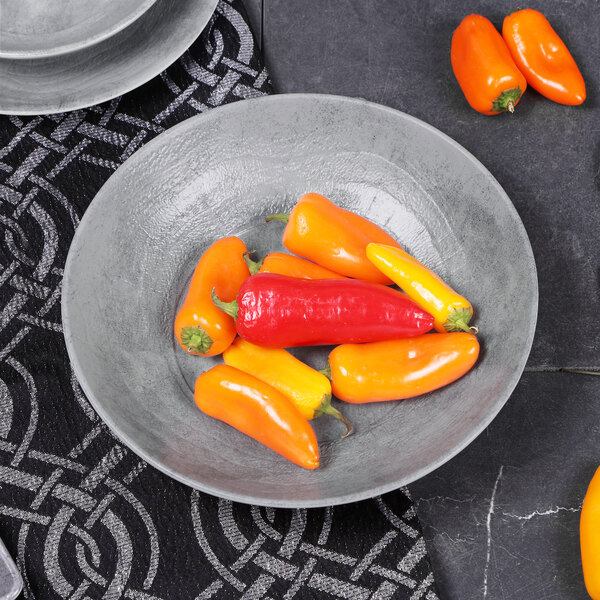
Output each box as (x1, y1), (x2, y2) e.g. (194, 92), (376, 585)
(212, 273), (434, 348)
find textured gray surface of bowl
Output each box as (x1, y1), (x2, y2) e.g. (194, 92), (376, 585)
(0, 536), (22, 600)
(0, 0), (218, 114)
(0, 0), (157, 58)
(62, 94), (538, 508)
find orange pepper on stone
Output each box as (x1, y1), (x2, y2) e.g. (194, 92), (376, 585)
(581, 466), (600, 599)
(503, 9), (585, 106)
(451, 14), (527, 115)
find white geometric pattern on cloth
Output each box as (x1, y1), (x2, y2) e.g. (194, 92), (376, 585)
(0, 1), (439, 597)
(190, 492), (436, 599)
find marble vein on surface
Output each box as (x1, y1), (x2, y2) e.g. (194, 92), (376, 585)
(410, 372), (598, 599)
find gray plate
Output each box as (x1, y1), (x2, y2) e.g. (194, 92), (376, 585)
(0, 0), (157, 59)
(62, 94), (538, 508)
(0, 0), (218, 115)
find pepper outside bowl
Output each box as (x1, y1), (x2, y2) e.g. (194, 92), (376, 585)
(62, 94), (538, 508)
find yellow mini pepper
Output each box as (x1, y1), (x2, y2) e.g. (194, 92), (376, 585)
(581, 466), (600, 599)
(366, 243), (476, 334)
(223, 338), (352, 437)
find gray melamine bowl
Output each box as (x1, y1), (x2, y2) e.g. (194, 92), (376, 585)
(0, 0), (219, 115)
(0, 0), (157, 59)
(62, 94), (538, 508)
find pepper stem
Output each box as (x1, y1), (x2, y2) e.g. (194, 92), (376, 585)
(180, 326), (214, 354)
(444, 307), (478, 334)
(314, 394), (353, 438)
(211, 289), (238, 320)
(265, 213), (290, 224)
(560, 368), (600, 376)
(491, 86), (523, 113)
(243, 252), (263, 275)
(319, 363), (332, 380)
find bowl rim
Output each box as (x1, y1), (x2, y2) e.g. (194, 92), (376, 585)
(0, 0), (158, 60)
(62, 93), (539, 508)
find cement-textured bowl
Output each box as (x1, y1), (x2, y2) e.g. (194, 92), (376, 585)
(0, 0), (156, 59)
(0, 0), (219, 115)
(62, 94), (538, 508)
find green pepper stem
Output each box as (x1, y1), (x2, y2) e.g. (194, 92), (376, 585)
(211, 289), (238, 320)
(491, 86), (523, 113)
(314, 394), (353, 438)
(319, 363), (332, 380)
(180, 326), (214, 354)
(243, 252), (263, 275)
(450, 319), (478, 334)
(444, 307), (478, 334)
(560, 369), (600, 376)
(265, 213), (290, 224)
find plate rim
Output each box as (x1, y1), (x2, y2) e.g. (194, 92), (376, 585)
(0, 0), (158, 60)
(0, 0), (219, 115)
(62, 93), (539, 508)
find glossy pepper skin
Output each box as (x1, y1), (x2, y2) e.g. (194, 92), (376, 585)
(366, 243), (475, 334)
(213, 273), (434, 348)
(581, 466), (600, 598)
(194, 365), (319, 470)
(266, 193), (402, 284)
(327, 333), (480, 403)
(223, 338), (352, 436)
(174, 237), (250, 356)
(451, 14), (527, 115)
(503, 9), (586, 105)
(244, 251), (347, 280)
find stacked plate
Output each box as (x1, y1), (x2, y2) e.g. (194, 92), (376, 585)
(0, 0), (218, 114)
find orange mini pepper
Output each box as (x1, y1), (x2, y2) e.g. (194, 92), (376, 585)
(174, 236), (250, 356)
(581, 466), (600, 599)
(366, 243), (476, 334)
(223, 338), (352, 436)
(451, 14), (527, 115)
(244, 251), (347, 280)
(194, 365), (319, 469)
(266, 193), (402, 285)
(503, 9), (586, 106)
(326, 333), (480, 403)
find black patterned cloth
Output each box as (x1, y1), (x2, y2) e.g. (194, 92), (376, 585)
(0, 1), (439, 598)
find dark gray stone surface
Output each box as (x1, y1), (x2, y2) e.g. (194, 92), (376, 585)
(243, 0), (262, 49)
(262, 0), (600, 369)
(258, 1), (600, 597)
(411, 371), (597, 599)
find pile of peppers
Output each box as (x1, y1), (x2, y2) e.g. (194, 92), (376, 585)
(175, 192), (480, 469)
(451, 9), (586, 115)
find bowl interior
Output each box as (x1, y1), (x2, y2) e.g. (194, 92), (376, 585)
(63, 95), (537, 507)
